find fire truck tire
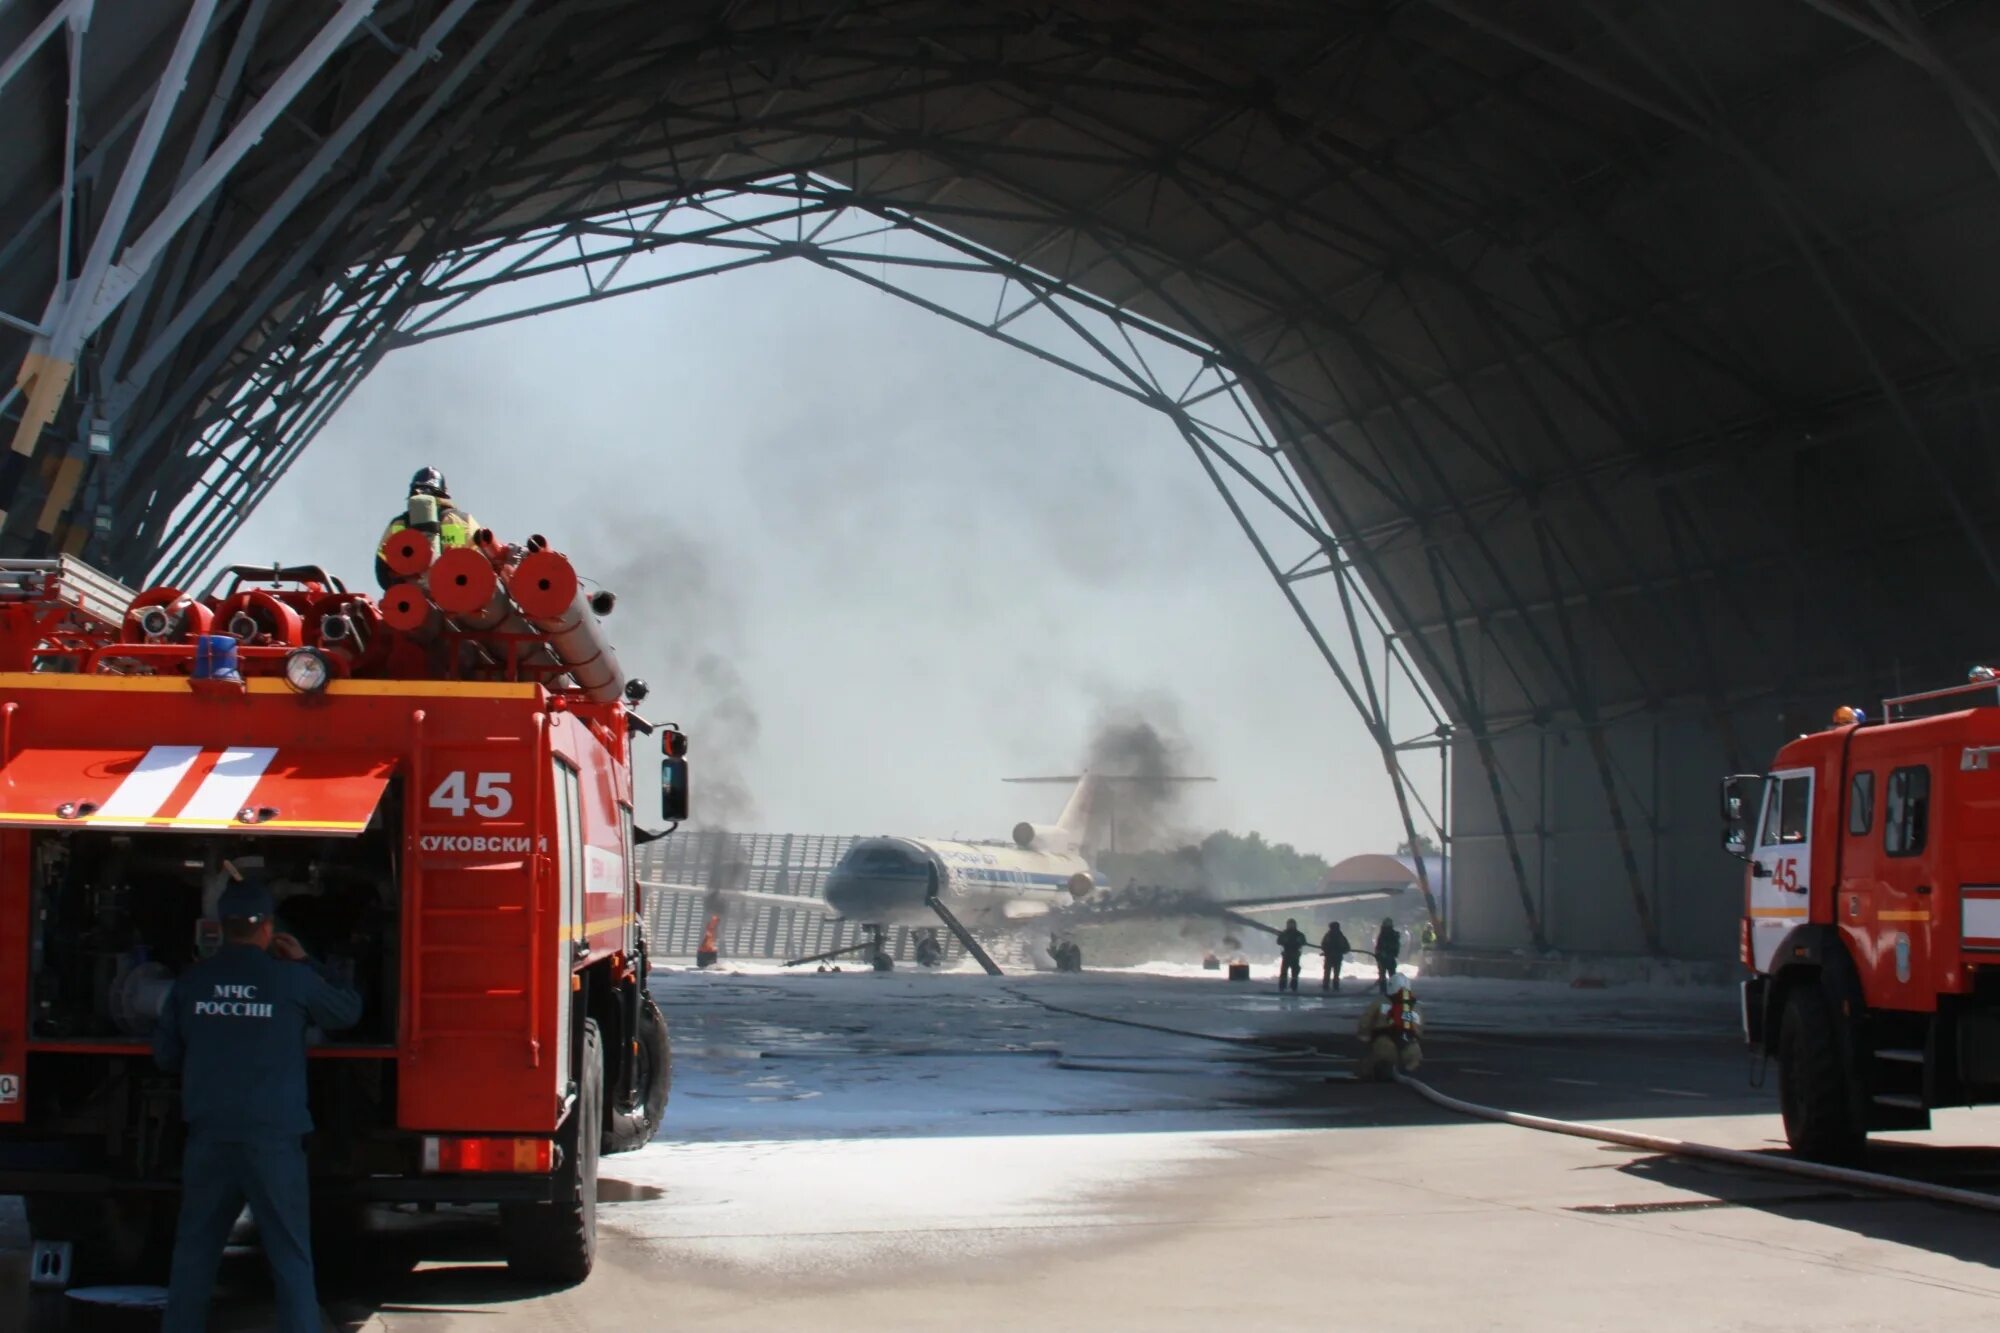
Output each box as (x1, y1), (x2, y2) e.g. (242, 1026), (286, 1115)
(1779, 984), (1866, 1163)
(605, 995), (671, 1155)
(24, 1190), (174, 1282)
(501, 1018), (602, 1284)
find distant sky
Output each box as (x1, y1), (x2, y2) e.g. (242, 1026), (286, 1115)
(217, 260), (1403, 858)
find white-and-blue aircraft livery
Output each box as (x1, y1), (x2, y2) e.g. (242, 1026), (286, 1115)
(640, 774), (1105, 932)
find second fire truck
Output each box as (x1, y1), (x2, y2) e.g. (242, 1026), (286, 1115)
(1731, 669), (2000, 1160)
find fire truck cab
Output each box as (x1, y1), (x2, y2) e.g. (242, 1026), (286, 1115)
(1730, 670), (2000, 1161)
(0, 550), (679, 1284)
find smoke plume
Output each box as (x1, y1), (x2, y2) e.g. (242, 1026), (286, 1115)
(576, 520), (762, 943)
(579, 522), (761, 833)
(1080, 699), (1200, 854)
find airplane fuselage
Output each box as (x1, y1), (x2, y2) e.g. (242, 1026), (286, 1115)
(822, 835), (1106, 928)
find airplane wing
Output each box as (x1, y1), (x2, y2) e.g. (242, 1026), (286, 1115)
(1222, 886), (1400, 914)
(637, 878), (840, 917)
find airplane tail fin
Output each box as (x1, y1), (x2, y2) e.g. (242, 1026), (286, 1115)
(1002, 772), (1215, 850)
(1057, 774), (1098, 838)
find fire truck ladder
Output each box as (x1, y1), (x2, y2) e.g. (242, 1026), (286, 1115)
(928, 895), (1003, 976)
(0, 555), (136, 631)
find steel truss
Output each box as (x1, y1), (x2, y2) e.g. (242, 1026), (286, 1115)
(2, 0), (1997, 956)
(147, 176), (1456, 927)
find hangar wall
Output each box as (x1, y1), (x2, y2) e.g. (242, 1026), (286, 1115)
(1448, 690), (1911, 961)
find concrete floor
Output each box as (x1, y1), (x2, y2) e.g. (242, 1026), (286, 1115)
(8, 963), (2000, 1330)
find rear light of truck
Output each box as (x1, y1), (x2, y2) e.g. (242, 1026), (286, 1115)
(1740, 916), (1754, 968)
(422, 1136), (553, 1174)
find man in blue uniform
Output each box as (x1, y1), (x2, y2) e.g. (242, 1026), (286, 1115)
(153, 878), (362, 1332)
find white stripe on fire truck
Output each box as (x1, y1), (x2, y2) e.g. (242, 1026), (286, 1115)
(176, 747), (279, 823)
(93, 745), (205, 820)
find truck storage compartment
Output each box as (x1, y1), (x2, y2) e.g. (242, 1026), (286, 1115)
(27, 785), (403, 1046)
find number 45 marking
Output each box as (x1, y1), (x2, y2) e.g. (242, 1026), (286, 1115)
(429, 771), (514, 819)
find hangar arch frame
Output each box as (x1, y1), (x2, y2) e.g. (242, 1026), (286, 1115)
(4, 1), (2000, 958)
(137, 174), (1462, 929)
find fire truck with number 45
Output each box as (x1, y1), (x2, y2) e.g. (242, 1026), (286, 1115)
(1729, 667), (2000, 1161)
(0, 531), (683, 1284)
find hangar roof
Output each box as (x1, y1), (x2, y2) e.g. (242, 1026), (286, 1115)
(2, 0), (1997, 742)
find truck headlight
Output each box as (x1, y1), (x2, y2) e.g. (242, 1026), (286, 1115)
(283, 647), (331, 694)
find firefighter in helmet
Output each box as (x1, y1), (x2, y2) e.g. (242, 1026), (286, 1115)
(375, 466), (479, 589)
(1356, 973), (1424, 1081)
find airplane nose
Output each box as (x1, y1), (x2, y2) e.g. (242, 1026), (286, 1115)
(824, 843), (935, 924)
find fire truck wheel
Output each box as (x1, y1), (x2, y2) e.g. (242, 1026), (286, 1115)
(1779, 984), (1866, 1163)
(605, 995), (671, 1155)
(24, 1190), (174, 1282)
(501, 1018), (602, 1284)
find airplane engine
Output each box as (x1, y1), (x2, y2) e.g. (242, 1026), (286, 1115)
(1067, 873), (1094, 900)
(1014, 821), (1080, 854)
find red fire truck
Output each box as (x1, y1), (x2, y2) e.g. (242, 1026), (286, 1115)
(1729, 670), (2000, 1161)
(0, 546), (679, 1283)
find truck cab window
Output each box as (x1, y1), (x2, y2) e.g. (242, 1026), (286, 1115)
(1760, 776), (1810, 847)
(1778, 778), (1810, 843)
(1885, 766), (1930, 857)
(1758, 781), (1783, 847)
(1848, 771), (1875, 836)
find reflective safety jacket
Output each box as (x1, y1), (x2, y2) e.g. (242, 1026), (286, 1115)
(374, 500), (478, 587)
(152, 943), (363, 1139)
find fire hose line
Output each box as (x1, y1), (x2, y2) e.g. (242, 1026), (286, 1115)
(1007, 987), (2000, 1213)
(1392, 1071), (2000, 1214)
(999, 986), (1324, 1063)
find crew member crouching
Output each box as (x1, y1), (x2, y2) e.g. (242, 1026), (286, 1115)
(1356, 974), (1423, 1081)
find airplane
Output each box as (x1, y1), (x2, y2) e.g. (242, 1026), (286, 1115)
(638, 773), (1408, 975)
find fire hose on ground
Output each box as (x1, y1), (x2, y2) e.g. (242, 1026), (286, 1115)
(1005, 985), (2000, 1215)
(1392, 1069), (2000, 1214)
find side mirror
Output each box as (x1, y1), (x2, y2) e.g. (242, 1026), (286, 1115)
(1719, 774), (1759, 862)
(659, 726), (690, 821)
(662, 756), (689, 823)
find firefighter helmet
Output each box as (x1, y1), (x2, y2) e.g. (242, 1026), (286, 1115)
(409, 466), (449, 499)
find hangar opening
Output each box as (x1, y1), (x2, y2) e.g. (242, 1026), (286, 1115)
(3, 2), (2000, 962)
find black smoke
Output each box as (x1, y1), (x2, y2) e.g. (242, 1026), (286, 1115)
(1080, 699), (1199, 854)
(573, 522), (761, 947)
